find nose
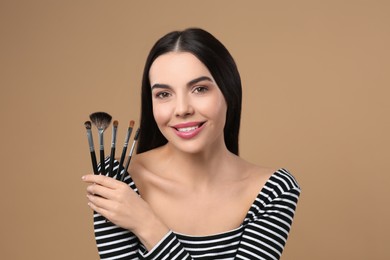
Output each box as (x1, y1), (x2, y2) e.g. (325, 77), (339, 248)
(175, 95), (194, 118)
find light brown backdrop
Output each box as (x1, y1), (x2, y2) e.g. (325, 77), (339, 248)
(1, 1), (389, 259)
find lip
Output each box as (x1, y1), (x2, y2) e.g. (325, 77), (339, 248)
(171, 121), (206, 139)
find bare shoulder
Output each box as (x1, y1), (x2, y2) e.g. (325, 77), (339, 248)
(235, 156), (276, 179)
(127, 148), (156, 180)
(236, 158), (279, 193)
(249, 163), (278, 181)
(127, 147), (171, 193)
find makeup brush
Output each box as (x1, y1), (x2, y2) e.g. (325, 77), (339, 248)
(115, 120), (134, 179)
(120, 127), (140, 182)
(89, 112), (112, 175)
(107, 120), (119, 177)
(84, 121), (98, 175)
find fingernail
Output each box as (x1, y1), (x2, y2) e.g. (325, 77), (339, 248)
(81, 175), (86, 180)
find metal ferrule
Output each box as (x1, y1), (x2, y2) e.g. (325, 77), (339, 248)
(111, 127), (118, 148)
(123, 128), (131, 147)
(99, 132), (104, 150)
(86, 129), (95, 152)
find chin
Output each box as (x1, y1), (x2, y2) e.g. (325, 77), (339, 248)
(170, 142), (205, 154)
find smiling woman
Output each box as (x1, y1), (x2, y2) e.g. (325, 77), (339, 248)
(82, 28), (301, 259)
(138, 29), (242, 156)
(150, 52), (227, 153)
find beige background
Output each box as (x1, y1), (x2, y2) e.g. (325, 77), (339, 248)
(1, 0), (389, 259)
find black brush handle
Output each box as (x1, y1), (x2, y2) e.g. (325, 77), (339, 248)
(100, 149), (105, 175)
(108, 147), (116, 177)
(115, 126), (133, 180)
(90, 151), (98, 175)
(85, 126), (98, 175)
(120, 155), (132, 182)
(115, 147), (127, 180)
(119, 128), (140, 182)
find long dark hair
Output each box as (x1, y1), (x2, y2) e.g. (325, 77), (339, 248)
(137, 28), (242, 155)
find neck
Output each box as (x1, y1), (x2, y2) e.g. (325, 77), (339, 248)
(161, 142), (237, 189)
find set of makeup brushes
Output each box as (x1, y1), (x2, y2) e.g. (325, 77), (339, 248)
(84, 112), (139, 181)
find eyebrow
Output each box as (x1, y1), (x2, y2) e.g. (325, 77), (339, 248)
(187, 76), (213, 87)
(151, 76), (213, 90)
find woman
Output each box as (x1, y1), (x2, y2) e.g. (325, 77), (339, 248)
(82, 28), (300, 259)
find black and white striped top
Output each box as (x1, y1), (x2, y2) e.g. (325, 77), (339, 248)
(93, 167), (300, 260)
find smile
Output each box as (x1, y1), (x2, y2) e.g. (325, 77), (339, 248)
(177, 125), (199, 132)
(172, 122), (206, 139)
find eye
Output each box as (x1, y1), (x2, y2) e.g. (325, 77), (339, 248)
(193, 86), (208, 94)
(154, 91), (171, 99)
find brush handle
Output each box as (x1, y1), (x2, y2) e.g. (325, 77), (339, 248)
(86, 128), (98, 174)
(115, 147), (127, 180)
(100, 149), (105, 175)
(120, 155), (132, 182)
(108, 125), (118, 177)
(115, 127), (133, 180)
(119, 130), (139, 182)
(90, 151), (99, 175)
(98, 131), (106, 175)
(108, 147), (116, 177)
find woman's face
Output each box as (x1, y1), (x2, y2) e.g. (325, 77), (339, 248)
(149, 52), (227, 154)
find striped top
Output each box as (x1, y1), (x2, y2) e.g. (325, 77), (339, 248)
(93, 167), (301, 260)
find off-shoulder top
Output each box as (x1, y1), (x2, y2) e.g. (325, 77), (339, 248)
(93, 162), (300, 260)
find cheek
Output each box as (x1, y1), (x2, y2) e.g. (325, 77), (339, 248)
(214, 102), (228, 126)
(198, 95), (227, 127)
(204, 94), (227, 117)
(214, 96), (228, 128)
(152, 102), (172, 126)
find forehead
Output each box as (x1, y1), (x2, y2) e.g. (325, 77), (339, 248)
(149, 52), (214, 85)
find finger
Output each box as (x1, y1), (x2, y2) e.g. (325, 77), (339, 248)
(87, 194), (111, 211)
(88, 200), (111, 220)
(87, 183), (115, 199)
(82, 174), (120, 189)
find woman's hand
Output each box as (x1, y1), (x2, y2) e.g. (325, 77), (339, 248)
(82, 174), (169, 250)
(82, 174), (146, 230)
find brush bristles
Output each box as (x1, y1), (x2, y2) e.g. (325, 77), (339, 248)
(84, 121), (92, 130)
(89, 112), (112, 130)
(129, 120), (134, 128)
(113, 120), (119, 127)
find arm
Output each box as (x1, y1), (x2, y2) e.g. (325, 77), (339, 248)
(138, 231), (192, 260)
(83, 174), (193, 259)
(235, 171), (301, 260)
(93, 212), (139, 259)
(88, 172), (141, 259)
(94, 209), (192, 260)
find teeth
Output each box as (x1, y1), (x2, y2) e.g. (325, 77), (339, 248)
(177, 126), (198, 132)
